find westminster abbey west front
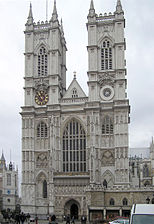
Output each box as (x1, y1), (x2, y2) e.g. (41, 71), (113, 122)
(21, 0), (154, 222)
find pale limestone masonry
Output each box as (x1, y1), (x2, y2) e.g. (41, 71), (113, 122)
(21, 0), (154, 221)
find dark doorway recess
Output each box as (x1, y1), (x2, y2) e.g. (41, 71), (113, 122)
(70, 203), (78, 219)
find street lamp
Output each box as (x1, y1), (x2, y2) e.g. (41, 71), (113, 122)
(146, 197), (150, 204)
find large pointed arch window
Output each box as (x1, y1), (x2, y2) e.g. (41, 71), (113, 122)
(101, 40), (112, 70)
(37, 121), (48, 138)
(102, 116), (113, 135)
(63, 119), (86, 172)
(38, 46), (48, 76)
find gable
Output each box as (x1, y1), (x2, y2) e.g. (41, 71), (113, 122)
(63, 78), (87, 99)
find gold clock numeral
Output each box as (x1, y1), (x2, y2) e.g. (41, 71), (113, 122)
(35, 91), (49, 106)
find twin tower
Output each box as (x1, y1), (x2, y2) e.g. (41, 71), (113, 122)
(21, 0), (130, 219)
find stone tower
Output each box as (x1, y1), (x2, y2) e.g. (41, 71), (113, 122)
(21, 0), (130, 219)
(21, 1), (67, 214)
(87, 0), (130, 185)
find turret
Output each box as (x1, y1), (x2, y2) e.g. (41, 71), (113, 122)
(50, 0), (59, 27)
(0, 152), (6, 169)
(115, 0), (124, 17)
(87, 0), (96, 22)
(26, 3), (34, 25)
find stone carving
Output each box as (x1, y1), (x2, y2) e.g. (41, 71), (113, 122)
(98, 73), (115, 88)
(34, 79), (49, 92)
(102, 170), (114, 187)
(101, 149), (115, 166)
(102, 136), (114, 147)
(36, 152), (48, 168)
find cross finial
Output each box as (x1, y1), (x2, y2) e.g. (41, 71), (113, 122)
(73, 71), (76, 79)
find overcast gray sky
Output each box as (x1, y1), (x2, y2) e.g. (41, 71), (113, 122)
(0, 0), (154, 176)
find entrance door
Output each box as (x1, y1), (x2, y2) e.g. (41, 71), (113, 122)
(70, 204), (78, 219)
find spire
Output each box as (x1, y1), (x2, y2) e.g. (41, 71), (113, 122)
(88, 0), (96, 20)
(115, 0), (123, 13)
(51, 0), (58, 22)
(1, 151), (5, 161)
(0, 151), (6, 169)
(90, 0), (94, 10)
(27, 2), (34, 25)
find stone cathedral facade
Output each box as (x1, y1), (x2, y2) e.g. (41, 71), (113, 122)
(21, 0), (154, 221)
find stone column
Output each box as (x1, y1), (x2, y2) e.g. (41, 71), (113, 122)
(103, 208), (106, 220)
(120, 207), (122, 216)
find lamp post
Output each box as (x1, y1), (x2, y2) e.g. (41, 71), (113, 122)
(146, 197), (150, 204)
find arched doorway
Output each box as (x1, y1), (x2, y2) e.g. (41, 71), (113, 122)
(64, 199), (80, 220)
(70, 204), (78, 219)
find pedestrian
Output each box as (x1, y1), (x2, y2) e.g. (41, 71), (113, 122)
(27, 213), (30, 224)
(35, 215), (38, 224)
(66, 215), (70, 224)
(20, 212), (26, 224)
(81, 216), (87, 224)
(48, 214), (58, 224)
(15, 213), (20, 224)
(71, 216), (75, 224)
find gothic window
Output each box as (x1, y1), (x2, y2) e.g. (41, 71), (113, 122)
(109, 198), (115, 206)
(101, 40), (112, 70)
(38, 46), (48, 76)
(102, 116), (113, 135)
(7, 174), (11, 186)
(123, 198), (128, 206)
(143, 164), (149, 177)
(43, 180), (47, 198)
(72, 88), (78, 98)
(63, 119), (86, 172)
(37, 122), (48, 138)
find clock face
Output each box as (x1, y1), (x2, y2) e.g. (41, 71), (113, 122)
(100, 85), (114, 101)
(35, 90), (49, 105)
(103, 88), (111, 97)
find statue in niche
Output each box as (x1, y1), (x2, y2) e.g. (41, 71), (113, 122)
(36, 153), (47, 168)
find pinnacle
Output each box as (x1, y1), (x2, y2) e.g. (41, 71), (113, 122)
(28, 2), (33, 19)
(90, 0), (94, 10)
(27, 2), (34, 25)
(53, 0), (57, 15)
(116, 0), (123, 13)
(51, 0), (58, 22)
(88, 0), (96, 18)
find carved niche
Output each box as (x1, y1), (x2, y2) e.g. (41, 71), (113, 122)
(101, 149), (115, 166)
(98, 73), (115, 88)
(36, 152), (48, 168)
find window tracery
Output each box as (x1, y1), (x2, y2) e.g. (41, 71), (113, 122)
(143, 164), (149, 177)
(38, 46), (48, 76)
(63, 119), (86, 172)
(37, 121), (48, 138)
(43, 180), (47, 198)
(102, 116), (113, 135)
(101, 40), (112, 70)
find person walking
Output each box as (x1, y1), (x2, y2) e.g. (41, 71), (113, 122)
(20, 212), (26, 224)
(71, 216), (75, 224)
(35, 215), (38, 224)
(66, 215), (70, 224)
